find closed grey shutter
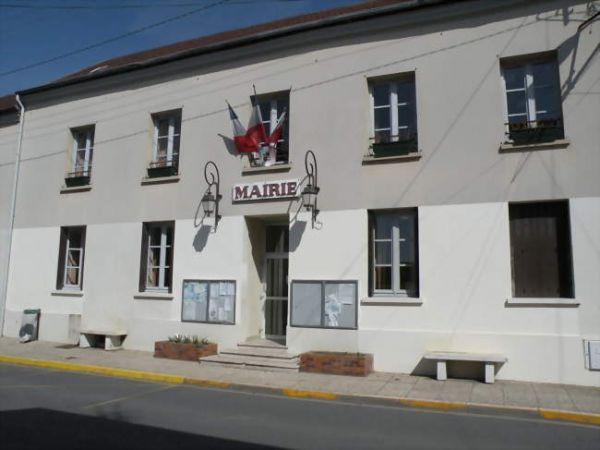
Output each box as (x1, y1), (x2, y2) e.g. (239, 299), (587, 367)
(139, 224), (149, 292)
(56, 228), (67, 290)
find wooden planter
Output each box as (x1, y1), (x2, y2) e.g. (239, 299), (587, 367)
(299, 351), (374, 377)
(154, 341), (217, 361)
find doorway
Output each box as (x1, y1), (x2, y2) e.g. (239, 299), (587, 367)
(264, 225), (289, 343)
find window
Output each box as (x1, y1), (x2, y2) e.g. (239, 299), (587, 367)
(291, 281), (357, 329)
(370, 209), (419, 297)
(181, 280), (235, 324)
(149, 110), (181, 177)
(139, 222), (174, 292)
(66, 126), (94, 186)
(56, 226), (86, 290)
(254, 93), (289, 164)
(369, 74), (418, 156)
(501, 54), (564, 144)
(509, 201), (574, 298)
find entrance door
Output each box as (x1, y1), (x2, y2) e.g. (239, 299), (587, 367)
(264, 225), (289, 342)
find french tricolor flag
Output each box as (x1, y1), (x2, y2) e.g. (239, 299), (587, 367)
(227, 102), (267, 154)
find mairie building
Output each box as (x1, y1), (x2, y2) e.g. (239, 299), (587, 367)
(0, 0), (598, 386)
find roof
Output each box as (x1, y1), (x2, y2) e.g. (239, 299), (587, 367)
(20, 0), (453, 96)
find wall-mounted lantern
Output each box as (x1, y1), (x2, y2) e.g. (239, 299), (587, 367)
(301, 150), (320, 228)
(202, 161), (222, 229)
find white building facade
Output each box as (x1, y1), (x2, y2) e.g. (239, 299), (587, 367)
(1, 0), (599, 386)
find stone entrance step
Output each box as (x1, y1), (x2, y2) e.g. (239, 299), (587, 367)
(199, 338), (298, 371)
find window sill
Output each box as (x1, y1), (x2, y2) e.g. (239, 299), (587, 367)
(134, 292), (173, 300)
(141, 175), (180, 185)
(362, 152), (422, 165)
(60, 185), (92, 194)
(499, 139), (570, 153)
(51, 290), (84, 297)
(361, 296), (423, 306)
(505, 298), (580, 307)
(241, 163), (291, 175)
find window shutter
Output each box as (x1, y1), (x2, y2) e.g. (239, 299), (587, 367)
(139, 224), (149, 292)
(56, 228), (68, 290)
(367, 212), (374, 296)
(79, 226), (87, 289)
(167, 222), (175, 293)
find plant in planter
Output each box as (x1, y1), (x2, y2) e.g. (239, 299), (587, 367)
(154, 334), (217, 361)
(64, 170), (91, 187)
(507, 119), (564, 145)
(147, 158), (179, 178)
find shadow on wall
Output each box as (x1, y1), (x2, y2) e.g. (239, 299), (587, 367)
(0, 408), (281, 450)
(193, 225), (212, 253)
(289, 220), (307, 253)
(218, 133), (239, 156)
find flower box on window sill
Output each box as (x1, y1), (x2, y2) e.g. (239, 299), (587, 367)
(371, 139), (418, 158)
(147, 163), (178, 178)
(64, 172), (91, 187)
(507, 120), (564, 145)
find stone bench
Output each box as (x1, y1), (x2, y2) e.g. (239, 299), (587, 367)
(423, 351), (507, 384)
(79, 329), (127, 350)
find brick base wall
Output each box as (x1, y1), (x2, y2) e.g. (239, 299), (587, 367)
(299, 351), (374, 376)
(154, 341), (218, 361)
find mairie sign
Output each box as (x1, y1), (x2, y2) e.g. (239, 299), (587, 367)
(232, 179), (299, 202)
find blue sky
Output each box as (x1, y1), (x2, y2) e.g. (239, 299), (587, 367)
(0, 0), (366, 96)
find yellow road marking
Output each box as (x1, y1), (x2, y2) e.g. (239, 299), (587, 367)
(540, 409), (600, 426)
(399, 399), (467, 410)
(282, 388), (338, 400)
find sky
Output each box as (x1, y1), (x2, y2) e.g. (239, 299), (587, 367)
(0, 0), (367, 96)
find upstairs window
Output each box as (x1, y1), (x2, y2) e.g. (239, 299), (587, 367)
(139, 222), (174, 293)
(149, 110), (181, 177)
(254, 92), (289, 165)
(501, 54), (564, 145)
(370, 209), (419, 297)
(369, 74), (418, 157)
(509, 201), (573, 298)
(56, 226), (86, 291)
(66, 126), (94, 187)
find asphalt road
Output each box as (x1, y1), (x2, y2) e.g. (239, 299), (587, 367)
(0, 363), (598, 450)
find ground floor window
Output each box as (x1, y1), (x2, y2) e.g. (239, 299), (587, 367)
(181, 280), (235, 324)
(139, 221), (174, 292)
(370, 209), (419, 297)
(290, 280), (357, 329)
(56, 226), (86, 290)
(509, 200), (574, 298)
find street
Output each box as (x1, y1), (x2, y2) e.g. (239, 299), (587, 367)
(0, 363), (598, 449)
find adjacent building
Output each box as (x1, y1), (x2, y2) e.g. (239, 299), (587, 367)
(1, 0), (598, 386)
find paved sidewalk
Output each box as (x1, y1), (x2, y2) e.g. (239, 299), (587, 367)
(1, 337), (599, 420)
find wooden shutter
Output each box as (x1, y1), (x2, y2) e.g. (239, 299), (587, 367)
(139, 224), (149, 292)
(510, 201), (573, 298)
(79, 226), (87, 289)
(167, 222), (175, 293)
(56, 228), (68, 290)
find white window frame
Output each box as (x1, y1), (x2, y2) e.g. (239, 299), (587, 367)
(369, 77), (416, 143)
(371, 210), (417, 297)
(63, 229), (84, 290)
(152, 112), (180, 165)
(71, 127), (94, 175)
(146, 224), (172, 292)
(501, 58), (561, 130)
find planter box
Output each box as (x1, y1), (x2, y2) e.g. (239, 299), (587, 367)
(372, 140), (418, 157)
(147, 164), (178, 178)
(299, 351), (374, 377)
(64, 174), (91, 187)
(154, 341), (217, 361)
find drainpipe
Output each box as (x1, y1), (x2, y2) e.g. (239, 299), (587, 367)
(0, 94), (25, 336)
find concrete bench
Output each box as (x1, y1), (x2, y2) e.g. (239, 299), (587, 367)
(80, 329), (127, 351)
(424, 351), (507, 384)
